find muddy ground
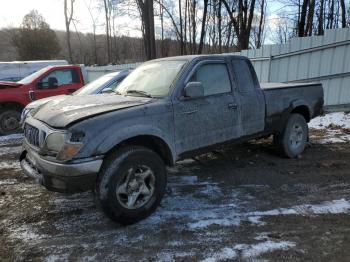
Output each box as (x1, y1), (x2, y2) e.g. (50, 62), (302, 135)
(1, 128), (350, 261)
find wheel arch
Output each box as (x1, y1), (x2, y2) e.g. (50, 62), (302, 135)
(291, 105), (311, 123)
(105, 135), (175, 166)
(0, 101), (25, 112)
(277, 100), (311, 134)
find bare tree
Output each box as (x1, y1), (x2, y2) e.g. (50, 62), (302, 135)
(221, 0), (257, 50)
(13, 10), (60, 60)
(103, 0), (112, 63)
(256, 0), (266, 48)
(136, 0), (156, 60)
(340, 0), (347, 27)
(198, 0), (209, 53)
(84, 0), (100, 64)
(64, 0), (75, 63)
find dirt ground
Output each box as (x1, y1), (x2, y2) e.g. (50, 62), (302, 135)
(1, 126), (350, 261)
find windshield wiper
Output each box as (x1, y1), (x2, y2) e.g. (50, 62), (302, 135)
(125, 89), (153, 98)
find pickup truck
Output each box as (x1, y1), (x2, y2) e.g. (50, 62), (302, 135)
(0, 65), (85, 135)
(20, 70), (130, 124)
(20, 55), (324, 225)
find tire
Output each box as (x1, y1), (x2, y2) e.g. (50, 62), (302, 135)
(274, 113), (308, 158)
(96, 146), (167, 225)
(0, 109), (21, 135)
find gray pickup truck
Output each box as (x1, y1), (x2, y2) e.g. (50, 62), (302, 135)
(20, 55), (324, 224)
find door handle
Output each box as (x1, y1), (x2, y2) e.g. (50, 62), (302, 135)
(184, 109), (198, 114)
(228, 103), (238, 109)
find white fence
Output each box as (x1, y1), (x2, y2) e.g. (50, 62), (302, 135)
(232, 28), (350, 109)
(85, 28), (350, 109)
(85, 63), (141, 82)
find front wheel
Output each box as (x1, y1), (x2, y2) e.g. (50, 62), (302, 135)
(96, 146), (167, 225)
(0, 109), (21, 135)
(274, 113), (308, 158)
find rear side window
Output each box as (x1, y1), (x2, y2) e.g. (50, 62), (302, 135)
(189, 63), (231, 96)
(41, 69), (80, 88)
(231, 60), (255, 93)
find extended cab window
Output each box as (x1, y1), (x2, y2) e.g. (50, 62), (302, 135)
(40, 69), (79, 88)
(190, 63), (231, 96)
(231, 60), (255, 93)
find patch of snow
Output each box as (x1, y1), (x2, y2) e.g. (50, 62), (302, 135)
(234, 240), (296, 258)
(202, 247), (237, 262)
(308, 112), (350, 143)
(0, 160), (21, 170)
(0, 146), (22, 156)
(309, 112), (350, 129)
(202, 240), (295, 261)
(0, 133), (23, 143)
(9, 224), (45, 242)
(248, 199), (350, 218)
(188, 218), (240, 229)
(0, 179), (18, 185)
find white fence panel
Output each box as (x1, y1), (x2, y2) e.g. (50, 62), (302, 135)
(233, 28), (350, 108)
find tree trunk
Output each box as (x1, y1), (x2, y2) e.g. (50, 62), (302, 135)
(179, 0), (184, 54)
(137, 0), (156, 60)
(103, 0), (111, 63)
(298, 0), (309, 36)
(198, 0), (209, 54)
(256, 0), (265, 48)
(64, 0), (74, 63)
(191, 0), (197, 54)
(218, 0), (222, 52)
(306, 0), (315, 36)
(340, 0), (347, 28)
(318, 0), (324, 35)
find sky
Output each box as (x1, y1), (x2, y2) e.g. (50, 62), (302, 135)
(0, 0), (285, 43)
(0, 0), (142, 36)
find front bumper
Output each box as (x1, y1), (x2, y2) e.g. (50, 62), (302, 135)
(20, 144), (103, 193)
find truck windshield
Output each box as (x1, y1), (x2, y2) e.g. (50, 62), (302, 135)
(17, 67), (50, 85)
(116, 60), (187, 97)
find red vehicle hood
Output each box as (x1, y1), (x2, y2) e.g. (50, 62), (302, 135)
(0, 81), (23, 88)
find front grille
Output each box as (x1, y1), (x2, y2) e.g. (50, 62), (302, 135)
(24, 123), (40, 147)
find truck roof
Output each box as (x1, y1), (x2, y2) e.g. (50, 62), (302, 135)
(43, 64), (81, 70)
(151, 54), (248, 62)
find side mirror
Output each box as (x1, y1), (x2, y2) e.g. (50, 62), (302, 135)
(184, 82), (204, 98)
(101, 87), (114, 94)
(37, 82), (43, 89)
(48, 77), (58, 88)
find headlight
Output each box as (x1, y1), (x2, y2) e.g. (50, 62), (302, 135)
(45, 132), (84, 161)
(45, 132), (66, 152)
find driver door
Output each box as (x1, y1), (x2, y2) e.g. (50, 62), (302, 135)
(34, 68), (81, 100)
(173, 61), (241, 155)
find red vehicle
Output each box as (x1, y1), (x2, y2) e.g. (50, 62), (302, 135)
(0, 65), (85, 135)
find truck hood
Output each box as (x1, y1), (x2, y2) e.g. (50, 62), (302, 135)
(27, 95), (67, 109)
(33, 94), (152, 128)
(0, 81), (22, 89)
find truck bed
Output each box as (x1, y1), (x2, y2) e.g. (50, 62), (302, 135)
(261, 82), (324, 133)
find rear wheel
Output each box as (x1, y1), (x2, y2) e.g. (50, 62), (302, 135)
(274, 113), (308, 158)
(96, 146), (167, 225)
(0, 109), (21, 135)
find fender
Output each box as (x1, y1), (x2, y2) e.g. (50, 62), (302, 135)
(278, 99), (312, 132)
(95, 124), (176, 163)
